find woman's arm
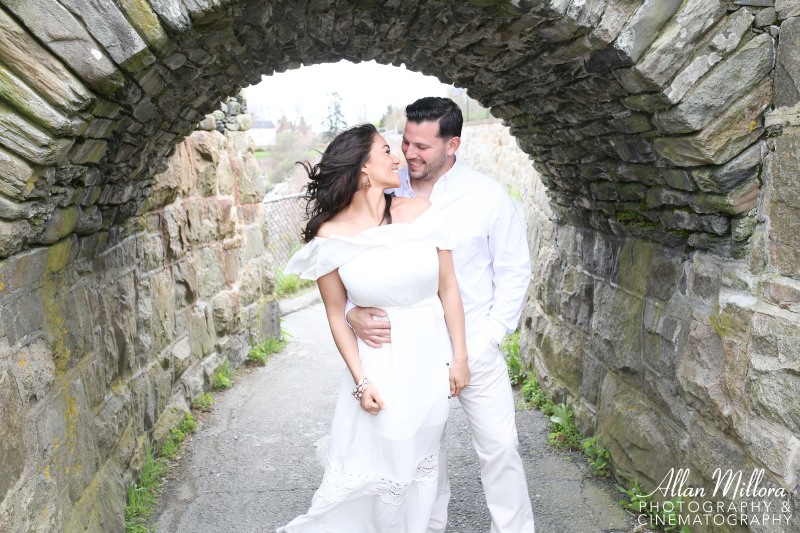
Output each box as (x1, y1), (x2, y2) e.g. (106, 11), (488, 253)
(437, 249), (470, 396)
(317, 269), (385, 414)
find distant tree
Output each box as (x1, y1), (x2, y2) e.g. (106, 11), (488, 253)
(322, 91), (347, 140)
(378, 104), (406, 133)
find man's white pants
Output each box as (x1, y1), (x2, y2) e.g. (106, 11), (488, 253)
(428, 341), (535, 532)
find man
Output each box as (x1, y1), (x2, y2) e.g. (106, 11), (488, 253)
(347, 97), (535, 532)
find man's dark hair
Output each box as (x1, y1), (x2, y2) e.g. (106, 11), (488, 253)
(405, 97), (463, 139)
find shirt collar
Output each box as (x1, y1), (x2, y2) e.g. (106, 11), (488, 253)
(430, 156), (460, 196)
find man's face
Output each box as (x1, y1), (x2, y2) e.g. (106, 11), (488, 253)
(401, 120), (457, 182)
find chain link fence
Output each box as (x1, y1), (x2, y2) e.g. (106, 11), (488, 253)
(263, 193), (307, 271)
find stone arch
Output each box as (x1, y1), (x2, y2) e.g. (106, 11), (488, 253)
(0, 0), (790, 259)
(2, 1), (800, 530)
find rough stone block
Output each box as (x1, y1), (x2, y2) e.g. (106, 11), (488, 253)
(0, 8), (94, 114)
(57, 0), (154, 72)
(115, 0), (171, 54)
(589, 282), (644, 373)
(691, 177), (759, 215)
(93, 393), (130, 459)
(187, 302), (216, 360)
(0, 365), (26, 501)
(13, 338), (56, 404)
(0, 147), (38, 200)
(611, 0), (684, 64)
(2, 0), (124, 95)
(662, 8), (753, 105)
(691, 141), (766, 193)
(0, 65), (81, 136)
(688, 416), (748, 488)
(646, 187), (691, 208)
(150, 269), (176, 355)
(643, 302), (689, 380)
(70, 139), (109, 165)
(0, 219), (34, 259)
(654, 78), (772, 166)
(748, 312), (800, 433)
(661, 169), (696, 192)
(608, 134), (656, 163)
(40, 206), (79, 244)
(677, 319), (747, 428)
(654, 34), (775, 135)
(762, 277), (800, 313)
(533, 315), (585, 395)
(596, 372), (684, 487)
(0, 101), (75, 165)
(776, 16), (800, 107)
(615, 0), (727, 94)
(754, 7), (778, 27)
(767, 131), (800, 276)
(776, 0), (800, 18)
(62, 460), (126, 533)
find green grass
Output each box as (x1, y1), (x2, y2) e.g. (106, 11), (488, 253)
(125, 412), (199, 532)
(247, 335), (287, 366)
(125, 441), (167, 533)
(159, 412), (196, 460)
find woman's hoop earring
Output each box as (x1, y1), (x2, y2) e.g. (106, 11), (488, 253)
(363, 176), (371, 192)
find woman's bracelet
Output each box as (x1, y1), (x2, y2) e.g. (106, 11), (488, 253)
(351, 377), (370, 400)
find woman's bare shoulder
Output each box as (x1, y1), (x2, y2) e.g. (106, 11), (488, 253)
(391, 196), (431, 224)
(316, 217), (346, 238)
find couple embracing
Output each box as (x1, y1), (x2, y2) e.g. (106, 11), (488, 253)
(279, 97), (535, 532)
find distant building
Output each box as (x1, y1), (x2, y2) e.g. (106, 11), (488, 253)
(249, 118), (277, 147)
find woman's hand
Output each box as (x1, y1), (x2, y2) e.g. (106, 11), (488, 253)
(359, 383), (386, 415)
(449, 358), (470, 397)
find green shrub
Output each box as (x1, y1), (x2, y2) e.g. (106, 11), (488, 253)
(213, 360), (233, 391)
(547, 402), (582, 449)
(582, 435), (611, 477)
(501, 331), (526, 386)
(191, 392), (215, 411)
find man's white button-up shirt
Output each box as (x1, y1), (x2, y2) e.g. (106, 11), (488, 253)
(389, 158), (531, 354)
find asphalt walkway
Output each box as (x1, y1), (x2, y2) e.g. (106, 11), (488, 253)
(152, 293), (638, 533)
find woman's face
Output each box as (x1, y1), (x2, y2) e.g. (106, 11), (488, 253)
(362, 134), (401, 189)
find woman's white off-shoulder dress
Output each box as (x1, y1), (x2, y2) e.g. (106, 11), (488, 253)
(277, 208), (455, 533)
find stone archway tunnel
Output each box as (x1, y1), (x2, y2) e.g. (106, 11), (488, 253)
(1, 0), (799, 531)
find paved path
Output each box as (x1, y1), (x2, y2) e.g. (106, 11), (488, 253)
(152, 295), (638, 532)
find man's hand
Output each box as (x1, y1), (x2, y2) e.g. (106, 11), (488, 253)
(347, 307), (391, 348)
(449, 358), (470, 397)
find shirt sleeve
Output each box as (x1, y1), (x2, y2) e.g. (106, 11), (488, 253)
(486, 189), (531, 344)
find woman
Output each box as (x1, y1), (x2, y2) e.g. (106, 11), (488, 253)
(278, 124), (470, 532)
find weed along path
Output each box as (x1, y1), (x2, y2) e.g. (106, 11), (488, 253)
(151, 298), (640, 533)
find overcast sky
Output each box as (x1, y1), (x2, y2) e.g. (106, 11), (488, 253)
(243, 60), (457, 130)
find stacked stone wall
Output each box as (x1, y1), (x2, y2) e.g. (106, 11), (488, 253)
(522, 127), (800, 533)
(0, 125), (278, 532)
